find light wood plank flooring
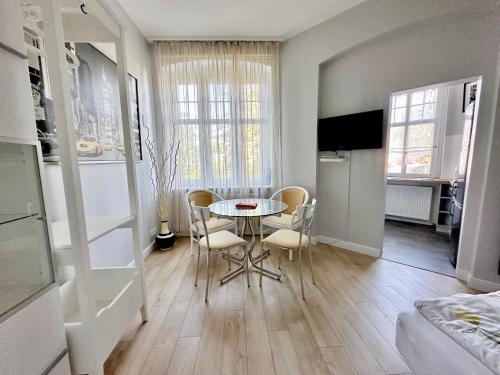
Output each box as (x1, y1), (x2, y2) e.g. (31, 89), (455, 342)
(105, 237), (472, 375)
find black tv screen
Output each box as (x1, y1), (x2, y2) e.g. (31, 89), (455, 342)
(317, 109), (383, 151)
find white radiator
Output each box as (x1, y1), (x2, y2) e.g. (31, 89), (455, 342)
(385, 185), (433, 221)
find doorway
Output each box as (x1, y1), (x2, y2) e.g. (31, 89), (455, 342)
(382, 78), (480, 276)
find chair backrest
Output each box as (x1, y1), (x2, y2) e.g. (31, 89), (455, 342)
(185, 189), (223, 223)
(296, 198), (318, 237)
(190, 205), (212, 247)
(270, 186), (309, 215)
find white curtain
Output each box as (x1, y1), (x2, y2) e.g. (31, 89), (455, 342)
(153, 41), (282, 233)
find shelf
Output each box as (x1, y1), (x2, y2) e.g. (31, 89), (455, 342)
(59, 267), (143, 373)
(52, 215), (135, 250)
(53, 215), (135, 266)
(0, 213), (39, 226)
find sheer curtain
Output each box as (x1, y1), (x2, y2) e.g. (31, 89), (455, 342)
(153, 41), (282, 233)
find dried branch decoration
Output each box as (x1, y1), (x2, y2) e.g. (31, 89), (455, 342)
(143, 120), (180, 222)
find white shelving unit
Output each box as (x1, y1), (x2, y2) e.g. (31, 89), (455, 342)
(30, 0), (149, 374)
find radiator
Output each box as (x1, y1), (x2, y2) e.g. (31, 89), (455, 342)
(385, 185), (433, 221)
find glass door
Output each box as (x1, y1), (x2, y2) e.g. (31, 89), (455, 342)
(0, 141), (55, 321)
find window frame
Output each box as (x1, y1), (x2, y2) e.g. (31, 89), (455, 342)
(386, 86), (447, 178)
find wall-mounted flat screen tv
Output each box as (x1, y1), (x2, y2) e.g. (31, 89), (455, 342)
(317, 109), (383, 151)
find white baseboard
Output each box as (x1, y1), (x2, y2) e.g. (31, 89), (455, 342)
(456, 268), (500, 292)
(142, 240), (155, 259)
(128, 240), (155, 266)
(315, 235), (381, 258)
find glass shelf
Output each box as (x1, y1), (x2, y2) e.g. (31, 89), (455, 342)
(0, 213), (40, 226)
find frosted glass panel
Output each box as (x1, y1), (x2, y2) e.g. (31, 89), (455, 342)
(0, 142), (54, 319)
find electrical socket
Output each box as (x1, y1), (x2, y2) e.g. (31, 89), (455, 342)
(150, 228), (157, 238)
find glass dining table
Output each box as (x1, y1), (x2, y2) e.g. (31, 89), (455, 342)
(209, 198), (287, 285)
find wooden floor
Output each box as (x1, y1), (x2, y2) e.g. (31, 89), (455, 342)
(104, 237), (472, 375)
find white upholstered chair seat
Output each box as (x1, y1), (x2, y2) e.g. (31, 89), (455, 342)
(193, 217), (234, 233)
(199, 230), (246, 250)
(262, 229), (309, 249)
(262, 213), (301, 228)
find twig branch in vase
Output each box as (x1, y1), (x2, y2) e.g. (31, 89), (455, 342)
(143, 119), (180, 250)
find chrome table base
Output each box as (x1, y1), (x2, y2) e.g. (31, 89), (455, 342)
(219, 217), (280, 285)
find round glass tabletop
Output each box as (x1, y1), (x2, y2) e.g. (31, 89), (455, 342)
(209, 198), (288, 218)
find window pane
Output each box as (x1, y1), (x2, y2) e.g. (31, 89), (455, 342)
(405, 149), (433, 175)
(244, 123), (261, 181)
(211, 124), (232, 182)
(411, 91), (424, 105)
(407, 123), (434, 149)
(388, 126), (405, 149)
(208, 84), (229, 101)
(242, 84), (260, 101)
(177, 84), (197, 101)
(423, 103), (436, 119)
(178, 102), (198, 120)
(242, 101), (261, 120)
(409, 105), (423, 121)
(392, 94), (407, 108)
(387, 151), (403, 174)
(209, 102), (231, 120)
(424, 89), (437, 103)
(180, 124), (201, 184)
(392, 107), (406, 123)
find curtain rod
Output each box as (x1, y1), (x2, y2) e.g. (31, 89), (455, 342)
(147, 36), (284, 42)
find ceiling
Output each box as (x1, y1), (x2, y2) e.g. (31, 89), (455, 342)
(117, 0), (366, 41)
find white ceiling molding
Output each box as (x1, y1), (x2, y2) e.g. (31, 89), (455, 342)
(147, 36), (284, 42)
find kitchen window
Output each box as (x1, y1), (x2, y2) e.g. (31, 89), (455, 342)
(387, 87), (444, 177)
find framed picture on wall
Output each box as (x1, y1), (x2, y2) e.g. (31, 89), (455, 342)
(462, 81), (477, 112)
(30, 42), (142, 162)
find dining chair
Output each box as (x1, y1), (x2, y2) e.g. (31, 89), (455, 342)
(260, 186), (309, 261)
(261, 199), (318, 299)
(185, 189), (237, 255)
(191, 204), (247, 302)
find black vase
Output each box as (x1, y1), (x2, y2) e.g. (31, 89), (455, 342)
(155, 221), (176, 250)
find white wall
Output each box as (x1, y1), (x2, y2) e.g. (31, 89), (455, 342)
(45, 0), (157, 269)
(281, 0), (500, 288)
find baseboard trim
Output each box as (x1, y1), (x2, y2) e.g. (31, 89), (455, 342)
(315, 235), (381, 258)
(456, 268), (500, 292)
(142, 240), (155, 259)
(128, 240), (155, 267)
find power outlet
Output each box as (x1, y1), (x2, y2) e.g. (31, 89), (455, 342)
(150, 227), (157, 238)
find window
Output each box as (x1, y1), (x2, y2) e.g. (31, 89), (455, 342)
(154, 41), (280, 202)
(387, 88), (442, 177)
(175, 77), (272, 188)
